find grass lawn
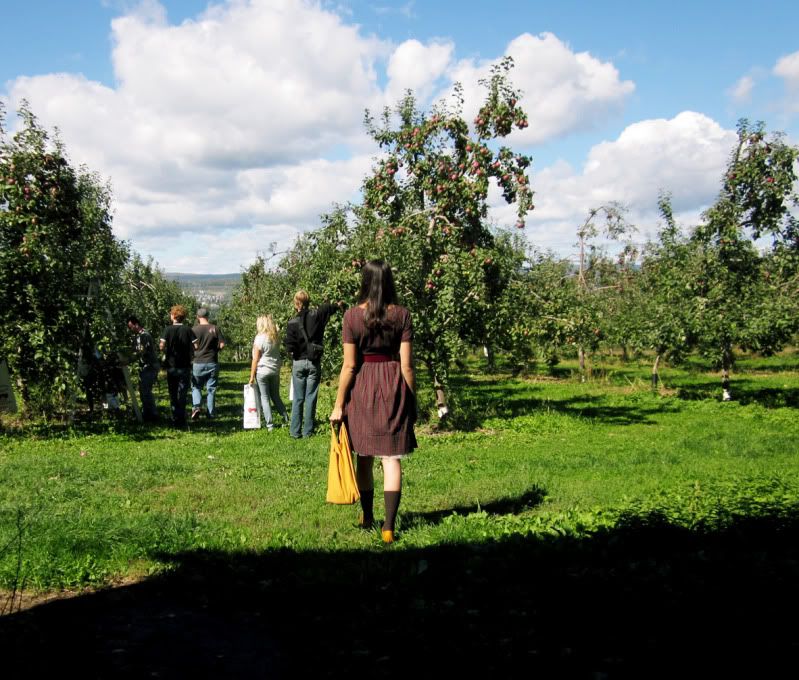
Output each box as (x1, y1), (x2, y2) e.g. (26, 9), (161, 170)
(1, 351), (798, 677)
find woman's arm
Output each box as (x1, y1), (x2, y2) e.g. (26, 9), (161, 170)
(248, 344), (262, 385)
(399, 341), (415, 394)
(329, 342), (358, 423)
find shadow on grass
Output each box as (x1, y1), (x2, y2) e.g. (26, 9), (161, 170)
(677, 378), (799, 409)
(734, 362), (799, 374)
(446, 377), (681, 431)
(2, 507), (798, 678)
(0, 362), (256, 441)
(0, 413), (171, 442)
(402, 486), (547, 529)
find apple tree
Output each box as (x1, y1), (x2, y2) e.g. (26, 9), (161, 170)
(616, 195), (699, 388)
(346, 57), (534, 417)
(0, 102), (129, 416)
(496, 251), (578, 372)
(690, 119), (799, 399)
(120, 253), (199, 338)
(218, 212), (357, 364)
(222, 59), (535, 420)
(561, 204), (635, 380)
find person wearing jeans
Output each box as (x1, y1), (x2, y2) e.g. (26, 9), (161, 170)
(191, 308), (225, 419)
(290, 357), (321, 437)
(248, 315), (288, 431)
(284, 291), (343, 438)
(160, 305), (198, 428)
(191, 362), (219, 417)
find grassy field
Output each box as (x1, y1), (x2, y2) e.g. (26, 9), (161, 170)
(1, 352), (798, 676)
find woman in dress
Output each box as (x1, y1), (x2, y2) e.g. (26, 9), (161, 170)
(248, 314), (289, 431)
(330, 260), (416, 543)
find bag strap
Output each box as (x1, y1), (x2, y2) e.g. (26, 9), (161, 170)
(331, 421), (348, 441)
(298, 312), (313, 352)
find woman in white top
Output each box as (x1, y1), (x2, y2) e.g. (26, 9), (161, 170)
(248, 315), (289, 431)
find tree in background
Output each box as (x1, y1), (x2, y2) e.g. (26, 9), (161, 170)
(349, 57), (534, 417)
(621, 194), (698, 389)
(496, 250), (575, 373)
(0, 102), (128, 415)
(217, 210), (358, 365)
(499, 205), (636, 384)
(568, 204), (635, 380)
(120, 253), (199, 338)
(690, 119), (799, 399)
(220, 58), (535, 421)
(219, 253), (294, 361)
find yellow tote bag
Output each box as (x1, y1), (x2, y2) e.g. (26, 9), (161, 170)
(326, 423), (360, 504)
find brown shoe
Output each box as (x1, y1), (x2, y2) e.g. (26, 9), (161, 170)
(381, 529), (395, 544)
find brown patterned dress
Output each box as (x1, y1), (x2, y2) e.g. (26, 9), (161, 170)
(342, 305), (417, 457)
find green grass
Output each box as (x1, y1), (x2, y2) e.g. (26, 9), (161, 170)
(1, 351), (798, 592)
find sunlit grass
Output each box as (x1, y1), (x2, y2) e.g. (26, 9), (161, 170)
(1, 350), (798, 590)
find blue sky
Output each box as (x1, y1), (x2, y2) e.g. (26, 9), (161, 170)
(2, 0), (798, 272)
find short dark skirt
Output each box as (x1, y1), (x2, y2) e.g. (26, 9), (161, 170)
(344, 361), (417, 457)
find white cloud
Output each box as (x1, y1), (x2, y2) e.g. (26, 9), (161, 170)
(728, 75), (754, 104)
(134, 222), (303, 274)
(108, 0), (387, 163)
(489, 112), (737, 253)
(124, 153), (370, 228)
(6, 0), (388, 271)
(774, 50), (799, 89)
(3, 3), (638, 272)
(373, 1), (416, 19)
(384, 39), (454, 104)
(774, 50), (799, 114)
(447, 32), (635, 144)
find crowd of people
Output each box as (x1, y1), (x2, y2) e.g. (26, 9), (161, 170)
(127, 260), (416, 542)
(128, 305), (225, 427)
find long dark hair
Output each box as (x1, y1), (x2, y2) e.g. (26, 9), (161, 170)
(358, 260), (397, 333)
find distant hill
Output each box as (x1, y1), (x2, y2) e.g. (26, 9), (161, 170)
(166, 272), (241, 307)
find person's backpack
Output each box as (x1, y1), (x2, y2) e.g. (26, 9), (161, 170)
(299, 313), (324, 362)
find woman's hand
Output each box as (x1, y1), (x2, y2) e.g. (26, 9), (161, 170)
(248, 376), (255, 385)
(329, 405), (343, 424)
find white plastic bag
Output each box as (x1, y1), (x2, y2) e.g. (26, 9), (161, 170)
(243, 384), (261, 429)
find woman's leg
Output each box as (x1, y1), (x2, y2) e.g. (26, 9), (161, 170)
(356, 455), (375, 525)
(266, 372), (288, 422)
(381, 458), (402, 532)
(255, 373), (273, 429)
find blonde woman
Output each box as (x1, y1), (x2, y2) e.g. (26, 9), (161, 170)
(248, 315), (289, 431)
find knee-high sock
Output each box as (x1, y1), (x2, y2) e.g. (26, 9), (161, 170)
(383, 490), (401, 531)
(359, 488), (374, 524)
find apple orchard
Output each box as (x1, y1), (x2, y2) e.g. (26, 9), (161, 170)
(2, 59), (799, 419)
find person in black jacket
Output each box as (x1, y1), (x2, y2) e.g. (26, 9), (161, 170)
(159, 305), (198, 428)
(284, 290), (342, 438)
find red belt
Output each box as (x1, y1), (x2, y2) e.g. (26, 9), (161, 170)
(363, 354), (397, 363)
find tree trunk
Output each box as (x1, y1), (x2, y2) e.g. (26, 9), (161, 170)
(578, 348), (586, 382)
(434, 379), (449, 420)
(721, 346), (732, 401)
(651, 353), (661, 390)
(483, 345), (496, 371)
(17, 377), (30, 418)
(621, 344), (630, 362)
(425, 360), (449, 421)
